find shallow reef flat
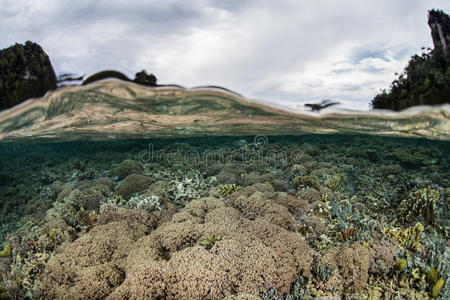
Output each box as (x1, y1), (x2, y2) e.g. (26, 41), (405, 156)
(0, 134), (449, 299)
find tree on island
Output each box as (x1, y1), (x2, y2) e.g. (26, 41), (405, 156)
(371, 9), (450, 111)
(134, 70), (157, 86)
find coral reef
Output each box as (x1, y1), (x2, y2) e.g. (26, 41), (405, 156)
(0, 244), (11, 257)
(0, 134), (448, 299)
(40, 184), (313, 299)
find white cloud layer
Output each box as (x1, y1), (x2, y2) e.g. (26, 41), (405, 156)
(1, 0), (449, 110)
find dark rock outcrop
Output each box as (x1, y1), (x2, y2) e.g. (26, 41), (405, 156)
(0, 41), (57, 111)
(428, 9), (450, 52)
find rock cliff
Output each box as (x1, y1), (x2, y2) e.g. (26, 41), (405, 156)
(428, 9), (450, 52)
(0, 41), (56, 111)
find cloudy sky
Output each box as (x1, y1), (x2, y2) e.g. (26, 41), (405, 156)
(1, 0), (449, 110)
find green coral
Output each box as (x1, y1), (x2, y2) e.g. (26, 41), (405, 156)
(198, 234), (223, 250)
(0, 285), (10, 300)
(324, 174), (341, 191)
(0, 243), (11, 257)
(382, 222), (424, 252)
(293, 175), (320, 190)
(218, 184), (239, 197)
(394, 259), (407, 272)
(426, 267), (439, 285)
(312, 261), (334, 282)
(431, 278), (444, 297)
(385, 148), (431, 168)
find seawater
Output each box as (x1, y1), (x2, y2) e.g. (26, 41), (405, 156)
(0, 81), (449, 299)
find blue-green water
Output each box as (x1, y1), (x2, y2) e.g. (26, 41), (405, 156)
(0, 82), (449, 299)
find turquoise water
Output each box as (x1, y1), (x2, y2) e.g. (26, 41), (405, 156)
(0, 82), (449, 299)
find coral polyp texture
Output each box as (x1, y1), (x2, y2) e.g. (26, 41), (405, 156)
(0, 135), (448, 299)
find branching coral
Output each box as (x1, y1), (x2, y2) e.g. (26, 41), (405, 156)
(293, 175), (320, 190)
(399, 187), (439, 225)
(381, 222), (424, 253)
(324, 174), (341, 192)
(127, 194), (165, 212)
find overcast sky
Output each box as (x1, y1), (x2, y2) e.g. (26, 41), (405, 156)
(1, 1), (449, 110)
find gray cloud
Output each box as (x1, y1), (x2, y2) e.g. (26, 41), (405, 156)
(1, 0), (449, 110)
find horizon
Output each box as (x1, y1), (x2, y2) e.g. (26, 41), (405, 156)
(1, 1), (449, 110)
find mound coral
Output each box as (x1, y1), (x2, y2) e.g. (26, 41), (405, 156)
(116, 174), (151, 200)
(41, 184), (313, 299)
(41, 206), (158, 299)
(111, 160), (144, 180)
(314, 242), (373, 291)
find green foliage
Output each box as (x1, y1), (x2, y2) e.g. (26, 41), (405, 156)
(82, 70), (130, 85)
(134, 70), (157, 86)
(0, 41), (57, 111)
(372, 9), (450, 111)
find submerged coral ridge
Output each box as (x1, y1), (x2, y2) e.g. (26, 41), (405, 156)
(0, 134), (448, 299)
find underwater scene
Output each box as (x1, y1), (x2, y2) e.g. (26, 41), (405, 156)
(0, 81), (449, 299)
